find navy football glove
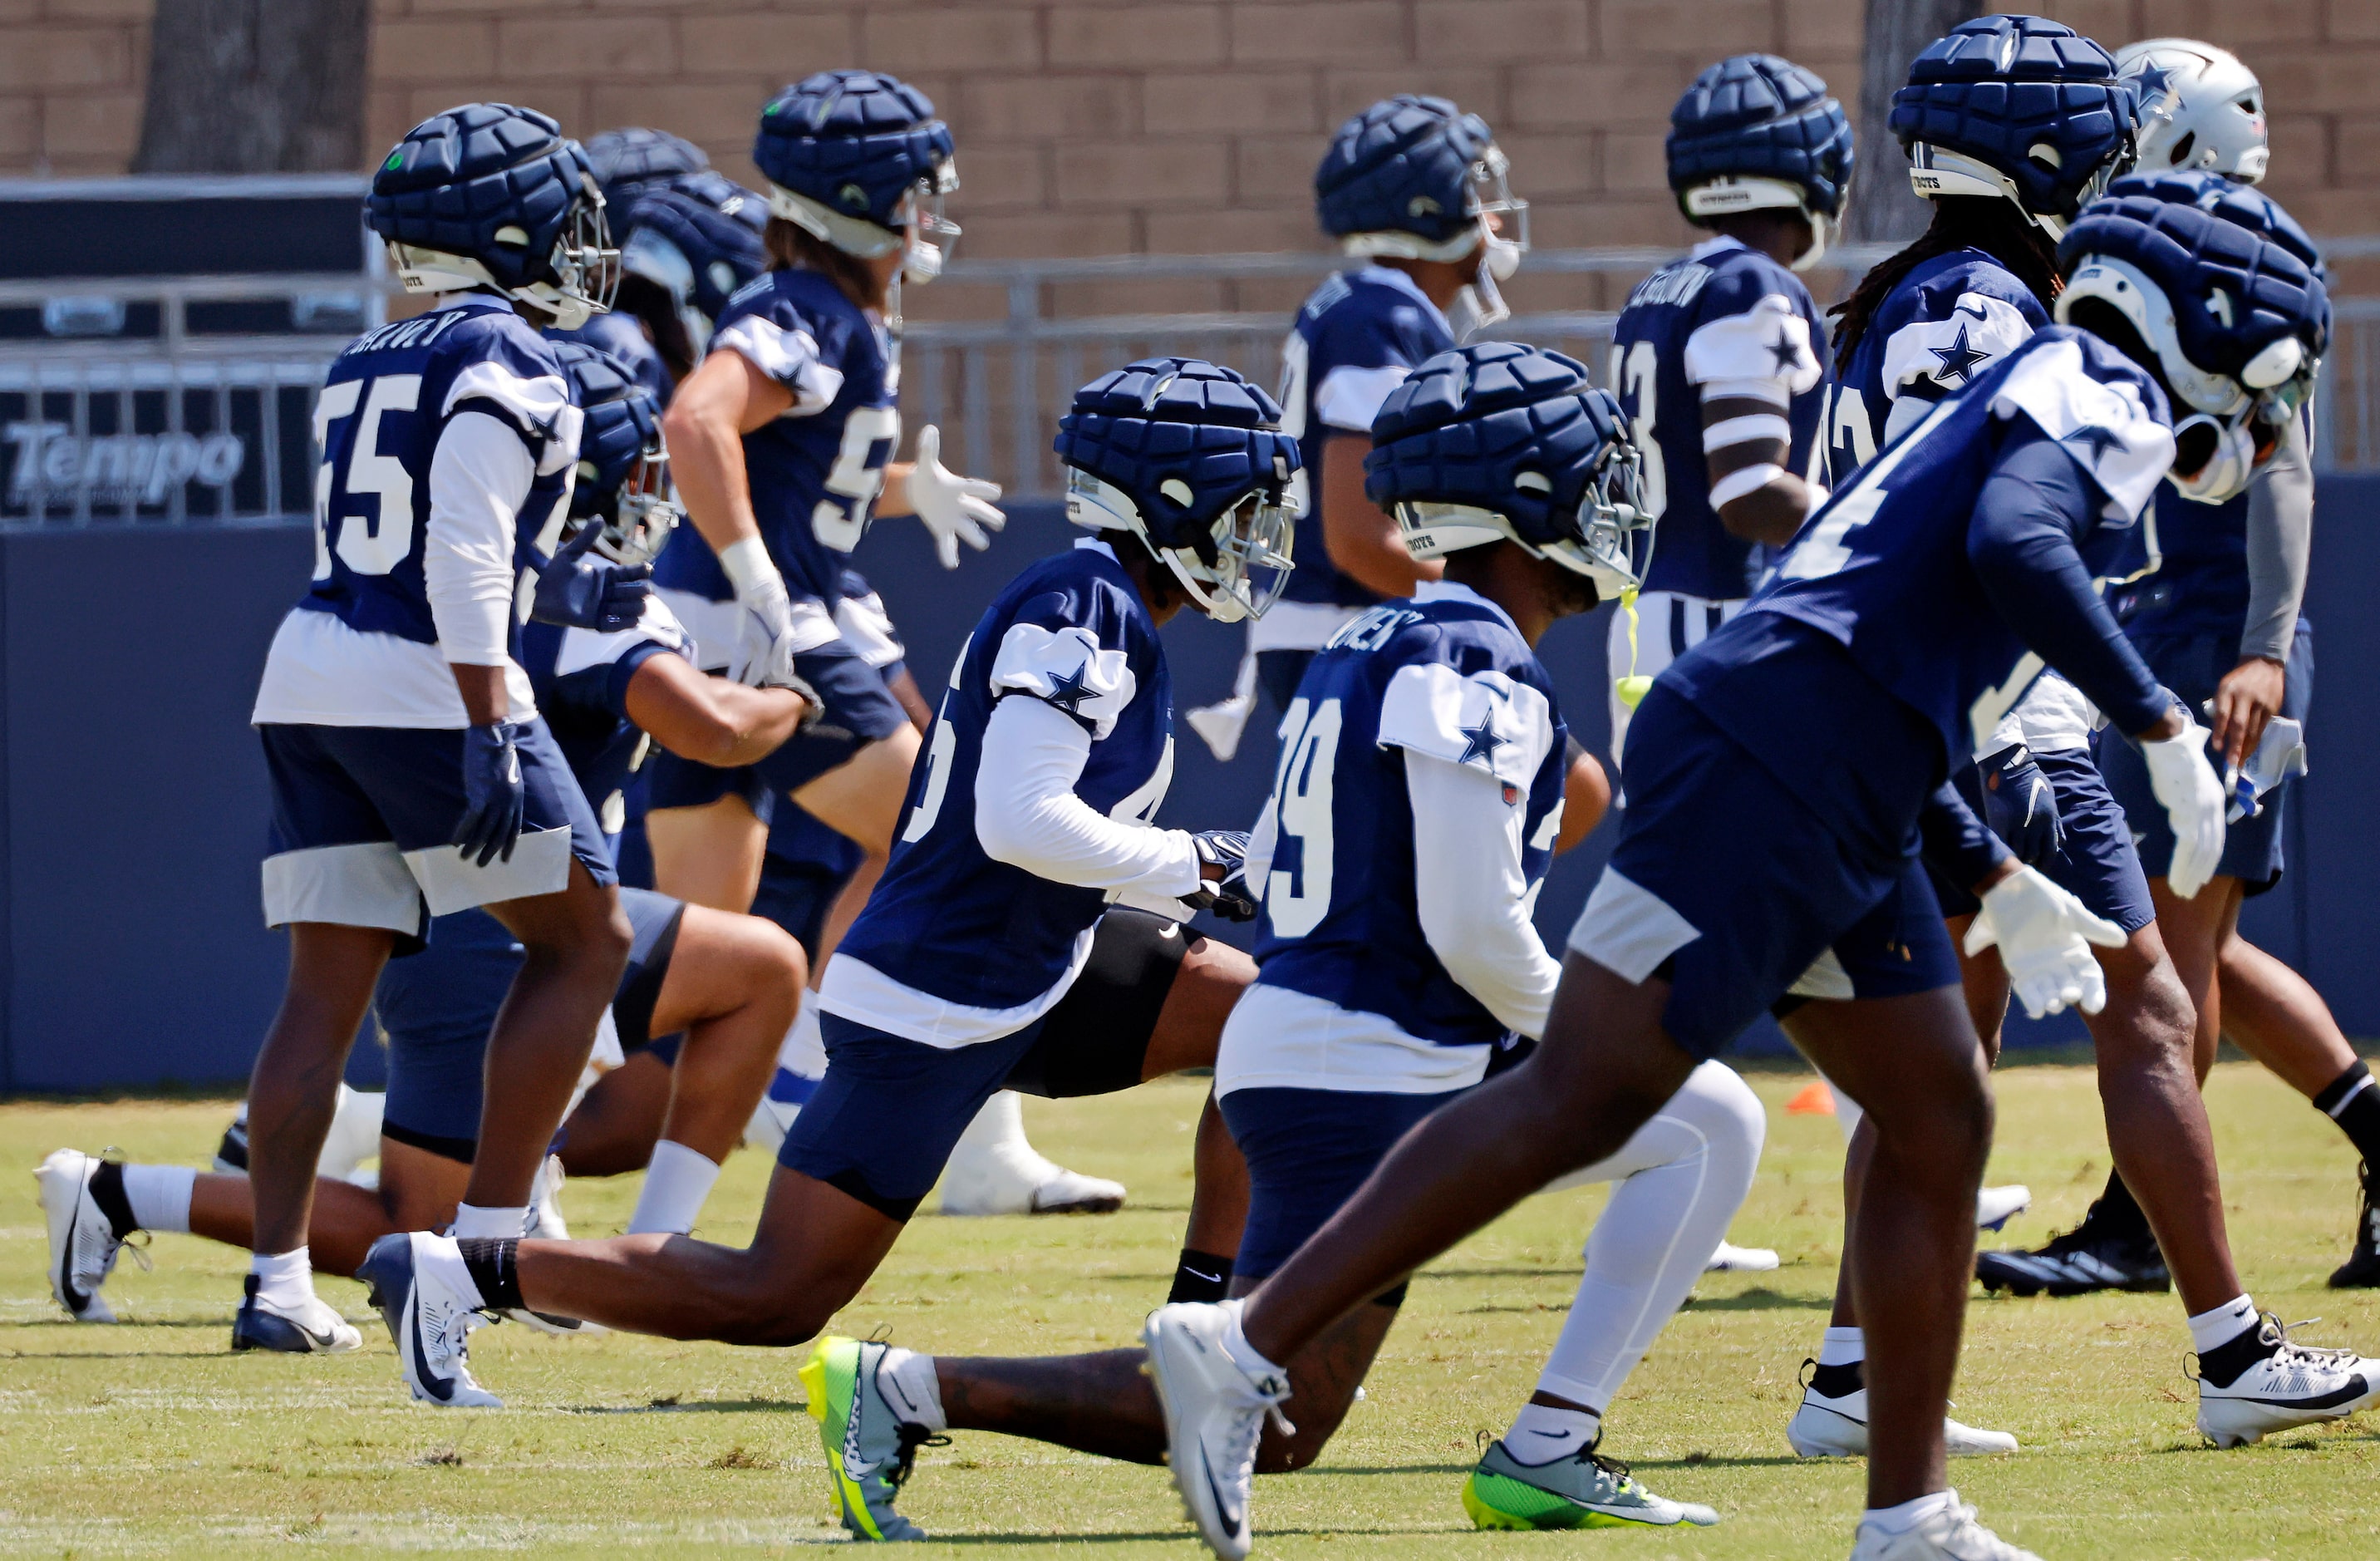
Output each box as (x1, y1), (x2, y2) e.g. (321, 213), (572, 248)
(530, 522), (653, 634)
(454, 720), (527, 867)
(1185, 830), (1258, 923)
(1977, 744), (2063, 866)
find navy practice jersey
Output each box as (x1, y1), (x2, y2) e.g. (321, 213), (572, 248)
(1253, 588), (1566, 1049)
(518, 603), (689, 832)
(302, 298), (579, 645)
(831, 540), (1175, 1017)
(652, 269), (898, 609)
(1738, 327), (2172, 771)
(548, 309), (672, 405)
(1612, 238), (1826, 601)
(1824, 249), (2048, 484)
(1277, 266), (1456, 609)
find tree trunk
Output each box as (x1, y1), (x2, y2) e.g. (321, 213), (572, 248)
(132, 0), (374, 175)
(1846, 0), (1984, 244)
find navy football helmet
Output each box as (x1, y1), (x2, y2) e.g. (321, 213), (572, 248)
(1666, 55), (1854, 271)
(552, 340), (679, 565)
(2060, 188), (2328, 503)
(621, 181), (768, 345)
(583, 126), (710, 208)
(1892, 15), (2137, 237)
(1315, 96), (1529, 336)
(755, 70), (959, 283)
(1056, 358), (1301, 624)
(2102, 168), (2322, 280)
(1367, 342), (1650, 601)
(370, 103), (617, 330)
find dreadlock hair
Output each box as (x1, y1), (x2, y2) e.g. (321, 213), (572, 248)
(1830, 197), (2063, 367)
(765, 216), (888, 312)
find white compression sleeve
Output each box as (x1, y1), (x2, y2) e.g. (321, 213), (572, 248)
(2240, 412), (2313, 664)
(1407, 751), (1561, 1040)
(1532, 1061), (1765, 1411)
(973, 695), (1202, 897)
(424, 409), (535, 667)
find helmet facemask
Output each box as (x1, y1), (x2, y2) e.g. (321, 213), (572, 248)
(1394, 441), (1654, 603)
(386, 182), (619, 329)
(573, 430), (680, 567)
(1065, 470), (1297, 625)
(1909, 138), (2135, 242)
(1341, 145), (1529, 342)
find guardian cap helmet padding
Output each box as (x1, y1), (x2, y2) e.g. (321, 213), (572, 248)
(1367, 342), (1651, 601)
(1891, 15), (2137, 239)
(2059, 188), (2328, 503)
(620, 181), (768, 339)
(583, 126), (710, 209)
(1316, 96), (1529, 334)
(553, 340), (680, 566)
(755, 70), (960, 283)
(1057, 357), (1302, 625)
(1667, 54), (1855, 270)
(370, 103), (618, 331)
(2116, 39), (2267, 184)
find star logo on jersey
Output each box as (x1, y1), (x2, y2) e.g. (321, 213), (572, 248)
(1458, 715), (1507, 766)
(1768, 330), (1806, 376)
(1929, 323), (1991, 385)
(1042, 659), (1097, 716)
(2064, 422), (2127, 466)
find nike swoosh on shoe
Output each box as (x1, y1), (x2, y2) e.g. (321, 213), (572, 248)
(1202, 1463), (1245, 1539)
(408, 1302), (456, 1404)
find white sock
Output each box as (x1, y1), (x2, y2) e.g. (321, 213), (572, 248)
(1864, 1489), (1957, 1534)
(628, 1140), (722, 1236)
(2188, 1293), (2259, 1353)
(1220, 1298), (1288, 1384)
(1817, 1325), (1865, 1368)
(877, 1345), (948, 1432)
(318, 1085), (386, 1179)
(1529, 1063), (1765, 1410)
(1502, 1401), (1601, 1465)
(251, 1247), (315, 1310)
(952, 1089), (1029, 1159)
(784, 988), (828, 1077)
(123, 1165), (195, 1234)
(452, 1204), (529, 1239)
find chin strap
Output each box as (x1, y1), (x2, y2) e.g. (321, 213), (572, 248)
(1613, 585), (1651, 710)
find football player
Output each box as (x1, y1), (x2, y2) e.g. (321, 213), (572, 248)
(348, 357), (1286, 1412)
(642, 71), (1002, 971)
(1999, 43), (2380, 1293)
(786, 344), (1760, 1543)
(41, 346), (812, 1350)
(1188, 95), (1522, 765)
(1138, 187), (2359, 1561)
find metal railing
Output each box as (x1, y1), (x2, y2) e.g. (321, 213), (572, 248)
(4, 245), (2377, 523)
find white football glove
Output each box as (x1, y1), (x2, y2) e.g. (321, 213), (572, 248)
(2139, 708), (2229, 899)
(909, 424), (1005, 569)
(717, 537), (800, 689)
(1962, 864), (2127, 1019)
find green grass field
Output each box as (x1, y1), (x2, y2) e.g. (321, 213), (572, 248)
(4, 1061), (2376, 1559)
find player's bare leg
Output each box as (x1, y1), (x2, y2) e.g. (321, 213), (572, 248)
(469, 860), (634, 1212)
(186, 1137), (473, 1278)
(642, 905), (807, 1164)
(557, 1052), (672, 1177)
(789, 723), (920, 969)
(647, 795), (768, 913)
(246, 923), (395, 1258)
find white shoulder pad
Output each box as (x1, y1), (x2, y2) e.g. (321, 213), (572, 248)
(1684, 293), (1822, 400)
(1315, 363), (1413, 433)
(833, 588), (904, 668)
(552, 593), (689, 680)
(711, 316), (847, 417)
(443, 362), (583, 477)
(1376, 661), (1553, 791)
(1990, 337), (2176, 522)
(991, 622), (1138, 740)
(1880, 292), (2035, 403)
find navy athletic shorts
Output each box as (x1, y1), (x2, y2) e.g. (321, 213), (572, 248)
(379, 887), (686, 1162)
(783, 908), (1188, 1219)
(2102, 618), (2312, 896)
(1223, 1085), (1447, 1295)
(643, 635), (909, 821)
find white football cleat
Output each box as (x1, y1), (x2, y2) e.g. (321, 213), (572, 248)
(357, 1232), (500, 1408)
(940, 1091), (1125, 1215)
(1849, 1495), (2042, 1559)
(36, 1149), (130, 1322)
(1976, 1184), (2031, 1232)
(232, 1275), (363, 1354)
(1144, 1300), (1292, 1559)
(1786, 1373), (2017, 1458)
(2196, 1314), (2379, 1446)
(1706, 1240), (1781, 1273)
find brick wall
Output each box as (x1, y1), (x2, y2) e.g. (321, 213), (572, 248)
(5, 0), (2376, 273)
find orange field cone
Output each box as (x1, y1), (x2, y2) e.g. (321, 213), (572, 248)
(1785, 1079), (1837, 1115)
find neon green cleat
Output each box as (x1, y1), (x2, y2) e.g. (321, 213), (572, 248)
(1462, 1437), (1720, 1531)
(799, 1335), (941, 1541)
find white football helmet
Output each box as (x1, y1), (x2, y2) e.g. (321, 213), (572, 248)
(2117, 39), (2269, 185)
